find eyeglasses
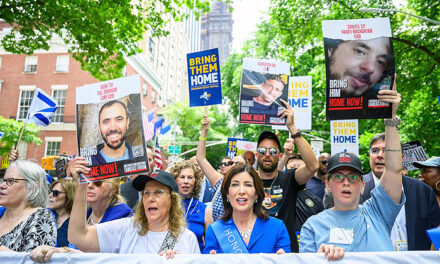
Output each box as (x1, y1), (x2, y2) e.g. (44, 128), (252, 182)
(49, 190), (66, 197)
(320, 160), (328, 165)
(0, 178), (28, 186)
(221, 161), (234, 167)
(370, 147), (385, 155)
(257, 147), (278, 156)
(88, 181), (103, 187)
(330, 174), (362, 184)
(142, 189), (170, 198)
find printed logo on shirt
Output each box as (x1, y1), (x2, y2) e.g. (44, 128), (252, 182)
(263, 184), (283, 215)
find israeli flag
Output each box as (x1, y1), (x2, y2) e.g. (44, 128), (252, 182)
(26, 88), (58, 126)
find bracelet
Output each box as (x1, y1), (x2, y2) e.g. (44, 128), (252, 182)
(384, 148), (401, 152)
(199, 137), (207, 141)
(63, 246), (71, 253)
(384, 116), (400, 127)
(291, 130), (302, 139)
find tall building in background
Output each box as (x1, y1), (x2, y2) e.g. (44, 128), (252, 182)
(200, 1), (233, 65)
(185, 9), (201, 53)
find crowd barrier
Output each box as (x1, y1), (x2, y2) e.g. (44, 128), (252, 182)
(1, 250), (439, 264)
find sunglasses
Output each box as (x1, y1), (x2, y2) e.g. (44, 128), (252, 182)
(330, 174), (362, 184)
(49, 189), (66, 197)
(257, 147), (278, 156)
(320, 160), (328, 165)
(221, 161), (234, 167)
(88, 181), (103, 187)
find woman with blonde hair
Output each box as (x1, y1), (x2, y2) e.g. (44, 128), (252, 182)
(170, 160), (213, 251)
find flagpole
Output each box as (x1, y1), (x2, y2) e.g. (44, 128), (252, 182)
(15, 121), (27, 150)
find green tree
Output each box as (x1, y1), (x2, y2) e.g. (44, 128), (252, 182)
(0, 0), (216, 80)
(0, 116), (42, 157)
(221, 0), (439, 172)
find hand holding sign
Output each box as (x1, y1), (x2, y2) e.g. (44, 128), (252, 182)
(278, 99), (295, 128)
(201, 114), (210, 131)
(284, 138), (295, 156)
(377, 76), (400, 118)
(69, 157), (90, 182)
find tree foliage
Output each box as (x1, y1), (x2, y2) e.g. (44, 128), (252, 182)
(221, 0), (440, 172)
(0, 116), (42, 157)
(0, 0), (216, 80)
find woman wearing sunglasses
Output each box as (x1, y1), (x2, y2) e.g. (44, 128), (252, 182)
(300, 84), (403, 261)
(0, 160), (56, 252)
(170, 160), (213, 251)
(203, 164), (291, 254)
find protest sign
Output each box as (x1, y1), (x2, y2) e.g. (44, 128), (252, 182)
(323, 18), (395, 120)
(239, 58), (289, 125)
(226, 138), (239, 158)
(272, 76), (312, 131)
(187, 48), (222, 107)
(76, 75), (149, 182)
(236, 140), (257, 156)
(330, 119), (359, 156)
(402, 141), (428, 171)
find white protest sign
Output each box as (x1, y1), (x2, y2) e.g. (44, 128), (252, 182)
(330, 119), (359, 156)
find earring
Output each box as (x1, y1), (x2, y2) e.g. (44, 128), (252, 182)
(254, 200), (258, 204)
(436, 181), (440, 192)
(226, 198), (230, 202)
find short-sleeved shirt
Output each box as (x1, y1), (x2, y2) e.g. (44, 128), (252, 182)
(96, 217), (200, 254)
(261, 168), (303, 252)
(0, 208), (56, 252)
(300, 182), (405, 252)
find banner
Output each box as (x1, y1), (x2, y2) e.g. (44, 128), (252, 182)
(272, 76), (312, 131)
(402, 141), (428, 171)
(1, 251), (439, 264)
(330, 119), (359, 156)
(236, 140), (257, 156)
(239, 58), (290, 125)
(76, 75), (150, 182)
(323, 18), (395, 120)
(187, 48), (222, 107)
(226, 138), (239, 158)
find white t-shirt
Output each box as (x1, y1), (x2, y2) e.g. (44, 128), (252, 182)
(96, 217), (200, 254)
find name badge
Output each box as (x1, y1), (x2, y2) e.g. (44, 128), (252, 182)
(395, 241), (408, 251)
(329, 228), (353, 245)
(264, 197), (271, 206)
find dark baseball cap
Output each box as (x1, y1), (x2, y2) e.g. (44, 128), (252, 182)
(327, 152), (364, 175)
(258, 131), (281, 150)
(132, 170), (178, 192)
(413, 157), (440, 169)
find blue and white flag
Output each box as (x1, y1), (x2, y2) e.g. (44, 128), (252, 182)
(26, 88), (58, 126)
(0, 131), (4, 140)
(160, 124), (171, 135)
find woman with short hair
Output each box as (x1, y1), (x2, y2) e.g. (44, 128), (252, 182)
(0, 160), (56, 252)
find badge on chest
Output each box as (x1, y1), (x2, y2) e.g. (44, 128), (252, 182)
(329, 227), (353, 245)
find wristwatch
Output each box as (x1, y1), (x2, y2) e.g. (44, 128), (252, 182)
(291, 130), (302, 139)
(384, 116), (401, 127)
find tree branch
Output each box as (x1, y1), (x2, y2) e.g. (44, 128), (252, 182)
(393, 37), (440, 65)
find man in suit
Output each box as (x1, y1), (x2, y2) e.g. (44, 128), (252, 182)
(361, 132), (440, 250)
(120, 146), (155, 210)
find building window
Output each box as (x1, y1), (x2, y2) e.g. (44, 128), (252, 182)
(45, 141), (61, 156)
(148, 37), (155, 61)
(151, 89), (156, 104)
(17, 90), (35, 120)
(24, 56), (38, 73)
(55, 55), (69, 72)
(143, 82), (148, 96)
(52, 89), (66, 122)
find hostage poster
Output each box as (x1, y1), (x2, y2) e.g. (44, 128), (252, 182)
(322, 18), (395, 120)
(76, 75), (150, 182)
(239, 58), (290, 125)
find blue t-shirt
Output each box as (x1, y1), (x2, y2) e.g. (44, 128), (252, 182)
(300, 182), (405, 252)
(100, 146), (130, 163)
(184, 197), (207, 251)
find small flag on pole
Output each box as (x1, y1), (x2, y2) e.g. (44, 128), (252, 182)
(154, 137), (163, 170)
(143, 111), (155, 141)
(26, 88), (58, 126)
(160, 124), (171, 135)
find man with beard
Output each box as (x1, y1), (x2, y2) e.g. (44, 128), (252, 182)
(256, 99), (319, 252)
(90, 100), (133, 165)
(326, 36), (394, 97)
(306, 153), (330, 200)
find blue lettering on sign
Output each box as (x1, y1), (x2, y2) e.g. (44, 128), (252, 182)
(289, 98), (308, 108)
(333, 136), (357, 143)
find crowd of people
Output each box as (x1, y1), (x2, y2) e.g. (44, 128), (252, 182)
(0, 81), (439, 262)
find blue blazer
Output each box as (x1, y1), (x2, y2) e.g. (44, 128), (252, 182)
(361, 173), (440, 250)
(203, 216), (291, 254)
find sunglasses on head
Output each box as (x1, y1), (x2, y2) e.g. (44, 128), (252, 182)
(49, 189), (66, 197)
(330, 174), (362, 183)
(221, 161), (234, 167)
(257, 147), (278, 156)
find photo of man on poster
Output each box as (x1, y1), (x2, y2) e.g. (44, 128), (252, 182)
(90, 100), (133, 165)
(325, 36), (395, 97)
(241, 70), (288, 116)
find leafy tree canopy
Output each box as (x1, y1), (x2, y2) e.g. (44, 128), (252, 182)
(0, 116), (41, 157)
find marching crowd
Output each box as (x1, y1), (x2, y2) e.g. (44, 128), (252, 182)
(0, 81), (440, 262)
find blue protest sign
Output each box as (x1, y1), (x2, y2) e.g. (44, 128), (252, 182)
(187, 48), (222, 107)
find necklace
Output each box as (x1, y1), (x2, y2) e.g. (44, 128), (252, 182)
(239, 229), (252, 239)
(263, 172), (280, 207)
(88, 211), (103, 225)
(332, 208), (364, 251)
